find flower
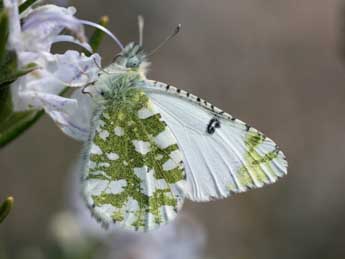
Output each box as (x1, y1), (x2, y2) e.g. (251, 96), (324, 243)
(3, 0), (101, 140)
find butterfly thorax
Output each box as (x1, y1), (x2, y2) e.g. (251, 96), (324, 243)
(92, 42), (149, 106)
(114, 42), (148, 71)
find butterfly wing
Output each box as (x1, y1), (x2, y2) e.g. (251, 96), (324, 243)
(81, 88), (185, 231)
(142, 80), (288, 202)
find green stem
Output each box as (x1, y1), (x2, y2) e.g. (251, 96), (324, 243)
(19, 0), (38, 13)
(0, 196), (14, 224)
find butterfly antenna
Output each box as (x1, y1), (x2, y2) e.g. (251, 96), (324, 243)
(80, 19), (124, 50)
(147, 24), (181, 57)
(138, 15), (144, 47)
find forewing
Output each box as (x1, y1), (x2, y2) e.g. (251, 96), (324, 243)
(142, 80), (288, 202)
(81, 89), (185, 231)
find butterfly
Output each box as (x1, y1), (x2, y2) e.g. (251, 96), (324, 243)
(79, 17), (288, 232)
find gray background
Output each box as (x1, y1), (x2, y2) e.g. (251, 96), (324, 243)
(1, 0), (345, 258)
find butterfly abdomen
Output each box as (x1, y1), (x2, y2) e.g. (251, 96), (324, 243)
(81, 88), (186, 231)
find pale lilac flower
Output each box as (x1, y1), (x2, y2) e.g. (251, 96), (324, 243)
(3, 0), (101, 140)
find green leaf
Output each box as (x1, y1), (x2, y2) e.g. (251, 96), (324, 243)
(0, 51), (37, 88)
(89, 16), (109, 53)
(19, 0), (38, 14)
(0, 196), (14, 224)
(0, 110), (44, 148)
(0, 86), (71, 148)
(0, 86), (44, 148)
(0, 51), (17, 85)
(0, 49), (40, 148)
(0, 10), (8, 64)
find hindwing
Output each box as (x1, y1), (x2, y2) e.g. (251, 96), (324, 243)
(82, 88), (186, 231)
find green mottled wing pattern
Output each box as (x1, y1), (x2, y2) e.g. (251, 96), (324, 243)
(230, 130), (286, 191)
(144, 81), (288, 201)
(82, 88), (185, 231)
(237, 132), (285, 187)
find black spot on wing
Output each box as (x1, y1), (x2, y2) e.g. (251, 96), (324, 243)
(207, 118), (221, 134)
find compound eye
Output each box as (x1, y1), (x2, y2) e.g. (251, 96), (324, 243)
(127, 61), (137, 68)
(126, 58), (140, 68)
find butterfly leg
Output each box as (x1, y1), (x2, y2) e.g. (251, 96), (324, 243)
(81, 81), (96, 96)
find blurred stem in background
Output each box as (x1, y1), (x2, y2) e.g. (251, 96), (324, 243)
(0, 196), (14, 224)
(0, 0), (109, 148)
(89, 16), (109, 55)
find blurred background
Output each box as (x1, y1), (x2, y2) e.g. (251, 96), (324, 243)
(1, 0), (345, 258)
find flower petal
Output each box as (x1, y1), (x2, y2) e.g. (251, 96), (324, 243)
(5, 1), (102, 142)
(11, 72), (64, 111)
(52, 35), (93, 53)
(21, 5), (85, 52)
(47, 90), (94, 141)
(16, 89), (77, 111)
(11, 51), (101, 111)
(53, 51), (101, 87)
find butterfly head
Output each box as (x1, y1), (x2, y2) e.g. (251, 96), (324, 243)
(113, 42), (147, 71)
(110, 17), (180, 72)
(81, 17), (180, 99)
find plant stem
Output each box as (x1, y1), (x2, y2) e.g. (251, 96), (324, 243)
(19, 0), (38, 13)
(0, 196), (14, 223)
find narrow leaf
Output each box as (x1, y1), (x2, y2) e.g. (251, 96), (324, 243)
(0, 10), (8, 64)
(0, 50), (17, 85)
(0, 51), (37, 87)
(0, 84), (43, 148)
(0, 87), (70, 148)
(0, 196), (14, 224)
(0, 110), (44, 148)
(19, 0), (38, 13)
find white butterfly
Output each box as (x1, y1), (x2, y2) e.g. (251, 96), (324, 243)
(62, 17), (288, 231)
